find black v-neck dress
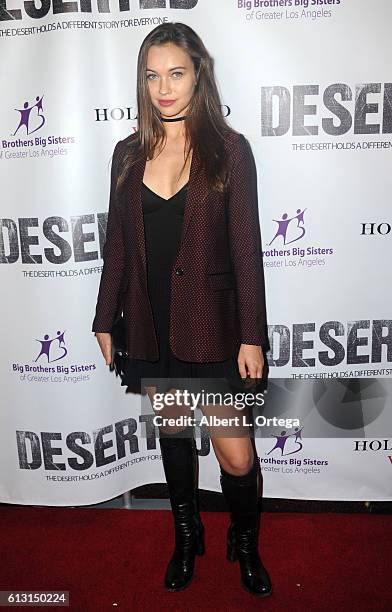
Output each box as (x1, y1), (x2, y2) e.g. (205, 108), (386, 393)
(120, 181), (245, 396)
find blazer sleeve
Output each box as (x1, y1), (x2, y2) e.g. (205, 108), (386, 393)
(91, 139), (125, 334)
(226, 133), (269, 351)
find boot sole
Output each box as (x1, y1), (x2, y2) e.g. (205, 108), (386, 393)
(241, 581), (273, 597)
(165, 575), (194, 592)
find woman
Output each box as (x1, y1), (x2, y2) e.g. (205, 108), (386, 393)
(92, 22), (272, 597)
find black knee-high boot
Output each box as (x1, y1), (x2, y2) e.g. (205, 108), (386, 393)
(220, 454), (272, 597)
(159, 426), (205, 591)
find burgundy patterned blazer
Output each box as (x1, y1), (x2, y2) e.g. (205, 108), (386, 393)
(91, 130), (269, 362)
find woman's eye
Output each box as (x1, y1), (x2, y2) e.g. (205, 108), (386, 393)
(146, 74), (157, 80)
(171, 72), (183, 79)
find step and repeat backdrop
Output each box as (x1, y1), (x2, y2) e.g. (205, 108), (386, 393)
(1, 0), (391, 505)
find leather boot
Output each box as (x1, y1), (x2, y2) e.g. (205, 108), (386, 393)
(220, 454), (272, 597)
(159, 426), (205, 591)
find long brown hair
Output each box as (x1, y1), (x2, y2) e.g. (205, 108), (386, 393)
(116, 22), (236, 195)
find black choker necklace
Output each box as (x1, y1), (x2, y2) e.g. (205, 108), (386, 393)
(160, 115), (187, 122)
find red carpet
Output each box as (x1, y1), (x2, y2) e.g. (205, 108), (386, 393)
(0, 507), (390, 611)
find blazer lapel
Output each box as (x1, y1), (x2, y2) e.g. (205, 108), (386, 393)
(129, 156), (148, 274)
(127, 147), (209, 276)
(179, 147), (209, 250)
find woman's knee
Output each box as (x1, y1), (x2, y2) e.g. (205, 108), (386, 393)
(219, 447), (254, 476)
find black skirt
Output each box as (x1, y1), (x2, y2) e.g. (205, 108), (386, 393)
(120, 181), (246, 397)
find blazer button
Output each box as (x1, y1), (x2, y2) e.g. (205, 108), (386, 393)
(175, 267), (184, 276)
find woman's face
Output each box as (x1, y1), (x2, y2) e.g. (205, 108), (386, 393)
(146, 42), (197, 120)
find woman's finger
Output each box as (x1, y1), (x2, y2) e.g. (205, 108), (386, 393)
(238, 357), (247, 380)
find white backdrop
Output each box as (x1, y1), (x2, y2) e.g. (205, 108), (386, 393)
(1, 0), (391, 505)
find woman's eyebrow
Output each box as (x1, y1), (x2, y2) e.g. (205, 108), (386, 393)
(146, 66), (187, 72)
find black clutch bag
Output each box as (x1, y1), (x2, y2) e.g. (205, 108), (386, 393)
(109, 286), (128, 380)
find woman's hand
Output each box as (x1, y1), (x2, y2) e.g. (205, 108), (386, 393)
(95, 332), (112, 366)
(238, 343), (264, 388)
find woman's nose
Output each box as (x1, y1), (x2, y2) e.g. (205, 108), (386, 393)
(159, 77), (171, 95)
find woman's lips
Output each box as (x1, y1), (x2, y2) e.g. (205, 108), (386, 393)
(158, 99), (176, 107)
